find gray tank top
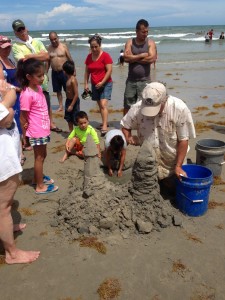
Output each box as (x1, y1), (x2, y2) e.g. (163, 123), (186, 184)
(128, 38), (150, 81)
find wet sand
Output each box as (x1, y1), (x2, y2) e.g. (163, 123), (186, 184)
(0, 62), (225, 300)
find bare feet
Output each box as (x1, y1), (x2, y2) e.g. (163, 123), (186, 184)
(13, 223), (27, 232)
(56, 107), (63, 112)
(5, 249), (40, 264)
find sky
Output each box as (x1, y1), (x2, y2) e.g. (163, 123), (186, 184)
(1, 0), (225, 31)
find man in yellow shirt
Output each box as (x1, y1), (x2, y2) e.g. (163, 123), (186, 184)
(12, 19), (61, 132)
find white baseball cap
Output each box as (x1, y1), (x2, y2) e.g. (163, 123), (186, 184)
(141, 82), (167, 117)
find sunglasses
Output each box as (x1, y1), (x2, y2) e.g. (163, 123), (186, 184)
(17, 27), (25, 33)
(0, 38), (11, 44)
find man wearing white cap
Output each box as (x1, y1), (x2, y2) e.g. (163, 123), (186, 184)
(120, 82), (196, 180)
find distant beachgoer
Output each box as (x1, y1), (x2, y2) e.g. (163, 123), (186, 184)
(0, 79), (40, 264)
(123, 19), (157, 115)
(208, 29), (214, 40)
(11, 19), (61, 134)
(60, 111), (100, 162)
(17, 58), (58, 194)
(62, 60), (80, 132)
(103, 129), (127, 177)
(84, 34), (113, 136)
(118, 49), (124, 66)
(219, 32), (224, 39)
(205, 32), (210, 43)
(48, 31), (73, 112)
(120, 82), (196, 188)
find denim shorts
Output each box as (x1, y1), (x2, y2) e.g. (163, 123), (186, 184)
(124, 80), (150, 109)
(64, 98), (80, 125)
(91, 81), (113, 101)
(29, 136), (50, 146)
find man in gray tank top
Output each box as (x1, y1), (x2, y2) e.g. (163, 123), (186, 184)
(123, 19), (157, 115)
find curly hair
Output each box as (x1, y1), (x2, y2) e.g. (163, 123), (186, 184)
(88, 34), (102, 46)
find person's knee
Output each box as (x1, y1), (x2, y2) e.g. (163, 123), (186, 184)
(98, 100), (108, 110)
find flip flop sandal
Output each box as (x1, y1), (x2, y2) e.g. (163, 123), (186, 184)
(51, 127), (62, 133)
(100, 129), (108, 137)
(35, 184), (59, 195)
(32, 175), (54, 186)
(43, 175), (54, 185)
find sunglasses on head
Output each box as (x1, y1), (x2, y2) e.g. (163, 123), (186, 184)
(17, 27), (25, 32)
(0, 39), (11, 44)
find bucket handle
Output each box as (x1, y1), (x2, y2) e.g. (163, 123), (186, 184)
(180, 193), (204, 203)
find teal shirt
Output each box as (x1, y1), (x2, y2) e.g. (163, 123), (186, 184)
(68, 125), (99, 145)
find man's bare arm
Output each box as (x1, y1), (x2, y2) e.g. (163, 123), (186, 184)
(123, 39), (157, 64)
(123, 39), (148, 63)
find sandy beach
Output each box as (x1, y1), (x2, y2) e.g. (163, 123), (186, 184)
(0, 62), (225, 300)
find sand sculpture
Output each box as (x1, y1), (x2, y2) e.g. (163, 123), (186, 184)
(55, 136), (179, 238)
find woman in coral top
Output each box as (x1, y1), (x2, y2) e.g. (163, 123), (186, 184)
(84, 34), (113, 136)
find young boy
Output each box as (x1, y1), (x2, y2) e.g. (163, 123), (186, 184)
(60, 111), (101, 162)
(62, 61), (80, 132)
(104, 129), (127, 177)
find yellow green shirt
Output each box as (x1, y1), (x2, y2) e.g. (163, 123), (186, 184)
(12, 39), (49, 92)
(68, 125), (99, 145)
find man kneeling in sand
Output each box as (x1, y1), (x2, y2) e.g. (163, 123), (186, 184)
(0, 80), (40, 264)
(121, 82), (196, 187)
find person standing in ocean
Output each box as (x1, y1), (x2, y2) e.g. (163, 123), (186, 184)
(48, 31), (73, 112)
(11, 19), (61, 133)
(219, 32), (224, 39)
(123, 19), (157, 115)
(208, 29), (214, 40)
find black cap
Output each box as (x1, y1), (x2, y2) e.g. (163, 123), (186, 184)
(12, 19), (25, 31)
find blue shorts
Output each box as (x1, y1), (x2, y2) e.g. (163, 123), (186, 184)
(52, 70), (67, 93)
(91, 81), (113, 101)
(64, 98), (80, 125)
(29, 136), (50, 147)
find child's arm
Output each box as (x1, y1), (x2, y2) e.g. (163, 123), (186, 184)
(67, 77), (79, 112)
(20, 110), (29, 130)
(117, 148), (126, 177)
(105, 147), (113, 176)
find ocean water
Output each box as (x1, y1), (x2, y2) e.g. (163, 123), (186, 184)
(1, 25), (225, 112)
(2, 25), (225, 67)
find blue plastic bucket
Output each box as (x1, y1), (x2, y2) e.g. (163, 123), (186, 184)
(176, 164), (213, 217)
